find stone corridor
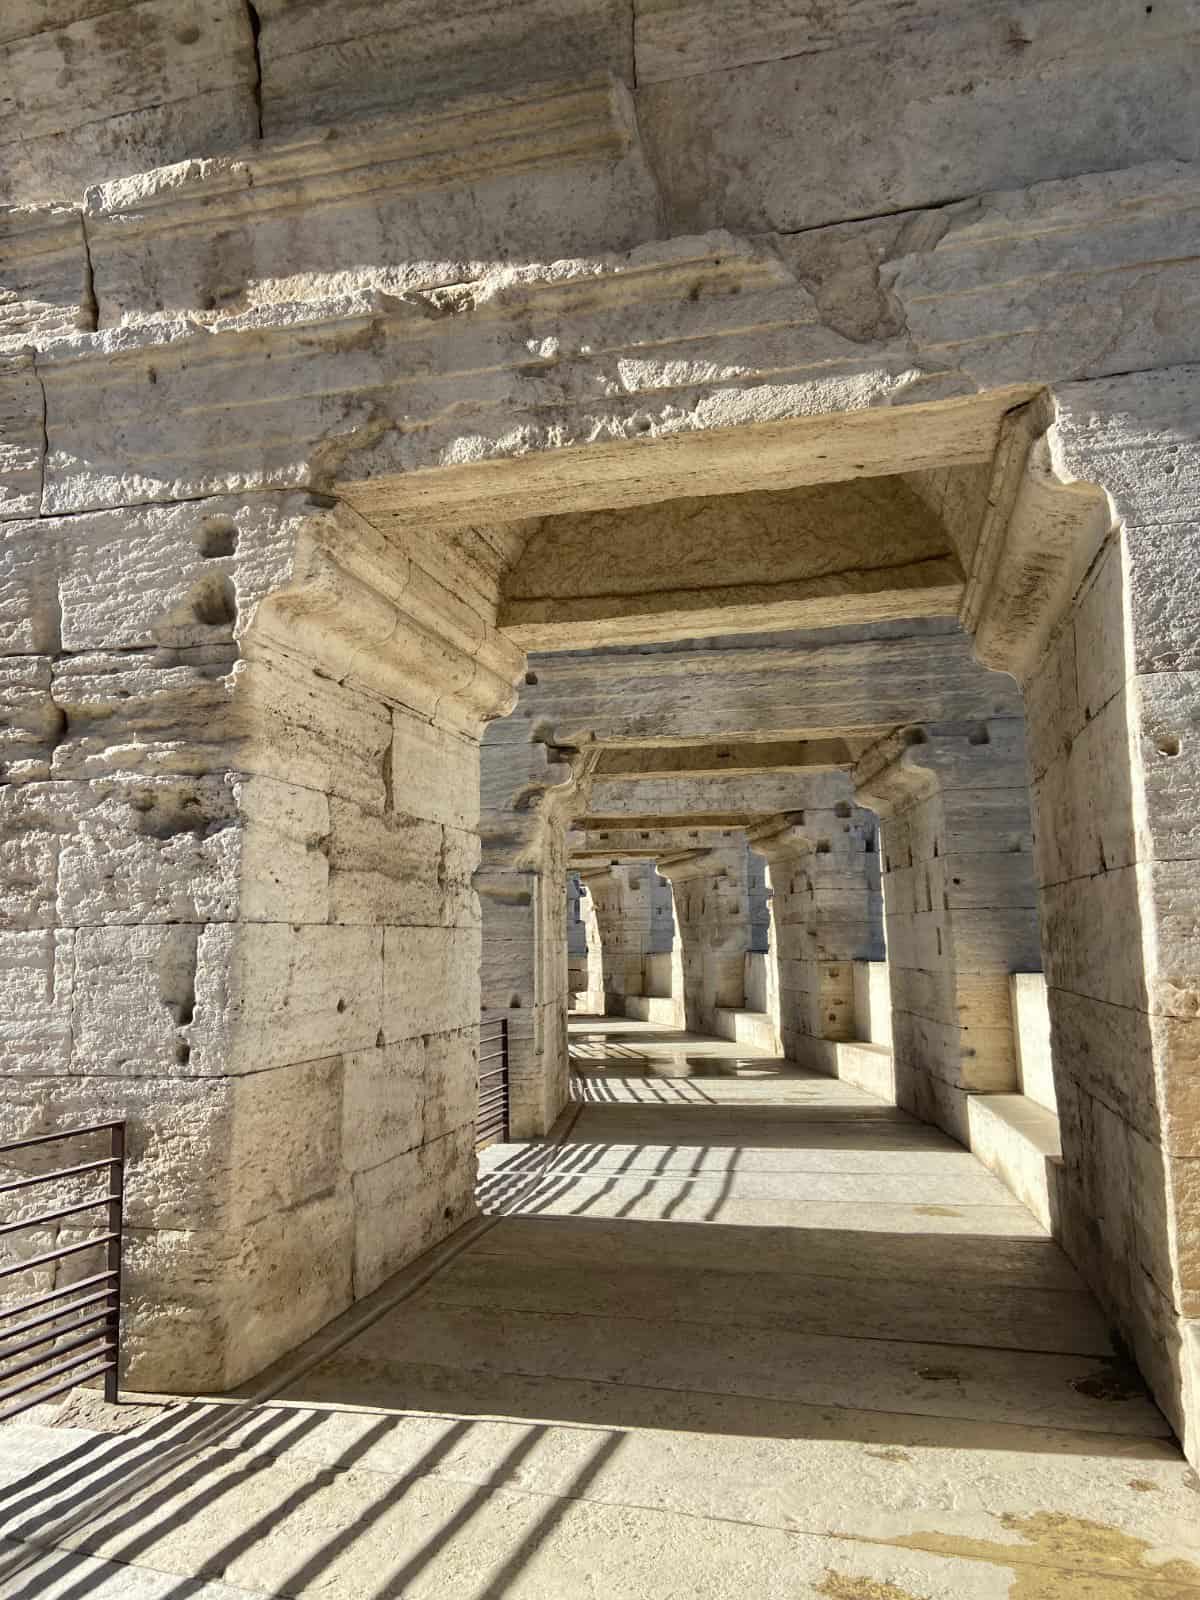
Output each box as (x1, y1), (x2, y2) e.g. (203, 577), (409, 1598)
(1, 1018), (1197, 1598)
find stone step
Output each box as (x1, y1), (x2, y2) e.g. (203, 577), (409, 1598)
(795, 1037), (896, 1102)
(712, 1007), (781, 1054)
(967, 1093), (1063, 1232)
(623, 995), (679, 1025)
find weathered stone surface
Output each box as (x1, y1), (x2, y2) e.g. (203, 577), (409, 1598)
(30, 172), (1200, 525)
(0, 0), (258, 206)
(392, 712), (480, 832)
(501, 476), (962, 647)
(342, 1029), (476, 1178)
(382, 925), (479, 1041)
(637, 3), (1200, 233)
(120, 1183), (355, 1391)
(325, 800), (477, 929)
(351, 1125), (475, 1297)
(510, 624), (1021, 749)
(257, 0), (633, 136)
(87, 83), (661, 328)
(0, 355), (44, 519)
(0, 929), (73, 1071)
(192, 922), (383, 1076)
(0, 205), (92, 351)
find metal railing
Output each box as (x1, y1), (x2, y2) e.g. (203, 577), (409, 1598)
(476, 1017), (510, 1149)
(0, 1121), (125, 1421)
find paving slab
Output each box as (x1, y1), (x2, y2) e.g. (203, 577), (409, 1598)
(2, 1017), (1196, 1599)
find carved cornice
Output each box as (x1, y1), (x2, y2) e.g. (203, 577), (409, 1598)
(744, 812), (818, 861)
(962, 397), (1114, 683)
(246, 497), (525, 730)
(852, 718), (1028, 815)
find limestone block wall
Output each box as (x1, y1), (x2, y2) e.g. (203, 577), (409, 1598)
(8, 0), (1196, 249)
(0, 492), (521, 1391)
(1012, 372), (1200, 1452)
(856, 719), (1042, 1145)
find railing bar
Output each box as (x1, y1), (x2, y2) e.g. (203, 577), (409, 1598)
(0, 1288), (116, 1343)
(0, 1159), (119, 1196)
(0, 1361), (116, 1424)
(0, 1270), (117, 1318)
(0, 1328), (112, 1388)
(0, 1309), (113, 1361)
(0, 1123), (124, 1155)
(0, 1193), (120, 1237)
(0, 1233), (118, 1281)
(104, 1121), (124, 1404)
(477, 1089), (509, 1107)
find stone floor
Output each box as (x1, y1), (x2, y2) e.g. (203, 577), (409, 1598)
(2, 1016), (1199, 1598)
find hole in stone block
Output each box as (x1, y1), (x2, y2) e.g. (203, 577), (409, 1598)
(968, 723), (991, 745)
(834, 801), (851, 818)
(336, 997), (346, 1013)
(199, 520), (238, 558)
(1156, 734), (1181, 757)
(190, 575), (237, 627)
(524, 671), (539, 686)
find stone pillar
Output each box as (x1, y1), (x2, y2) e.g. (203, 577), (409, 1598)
(478, 729), (578, 1139)
(970, 369), (1200, 1453)
(577, 880), (606, 1013)
(748, 797), (882, 1066)
(854, 719), (1041, 1145)
(657, 842), (752, 1035)
(566, 873), (588, 1001)
(0, 494), (523, 1392)
(576, 863), (657, 1012)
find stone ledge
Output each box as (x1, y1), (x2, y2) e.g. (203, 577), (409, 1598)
(712, 1006), (781, 1054)
(624, 995), (680, 1026)
(967, 1091), (1063, 1232)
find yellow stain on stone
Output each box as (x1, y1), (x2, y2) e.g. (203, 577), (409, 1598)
(886, 1511), (1200, 1596)
(911, 1205), (962, 1217)
(817, 1575), (928, 1600)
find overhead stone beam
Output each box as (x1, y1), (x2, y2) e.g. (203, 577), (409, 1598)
(591, 739), (861, 778)
(492, 622), (1020, 749)
(582, 770), (852, 821)
(568, 824), (753, 860)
